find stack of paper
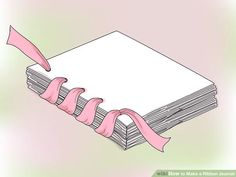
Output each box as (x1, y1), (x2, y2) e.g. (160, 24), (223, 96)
(26, 31), (217, 150)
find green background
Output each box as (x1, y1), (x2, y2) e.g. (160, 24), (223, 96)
(0, 1), (235, 177)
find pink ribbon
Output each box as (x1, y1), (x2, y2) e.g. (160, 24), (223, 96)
(58, 88), (85, 114)
(75, 98), (104, 125)
(40, 77), (67, 104)
(7, 25), (51, 71)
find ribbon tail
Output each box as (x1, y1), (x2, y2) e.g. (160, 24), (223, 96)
(120, 108), (171, 152)
(6, 25), (51, 72)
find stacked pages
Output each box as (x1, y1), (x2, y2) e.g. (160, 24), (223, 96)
(26, 31), (217, 150)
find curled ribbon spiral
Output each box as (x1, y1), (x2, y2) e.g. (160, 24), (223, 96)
(40, 77), (170, 152)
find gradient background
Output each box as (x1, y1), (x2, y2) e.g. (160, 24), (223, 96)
(0, 1), (235, 177)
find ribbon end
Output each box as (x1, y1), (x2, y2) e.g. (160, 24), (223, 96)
(6, 25), (15, 45)
(45, 67), (51, 72)
(160, 137), (171, 152)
